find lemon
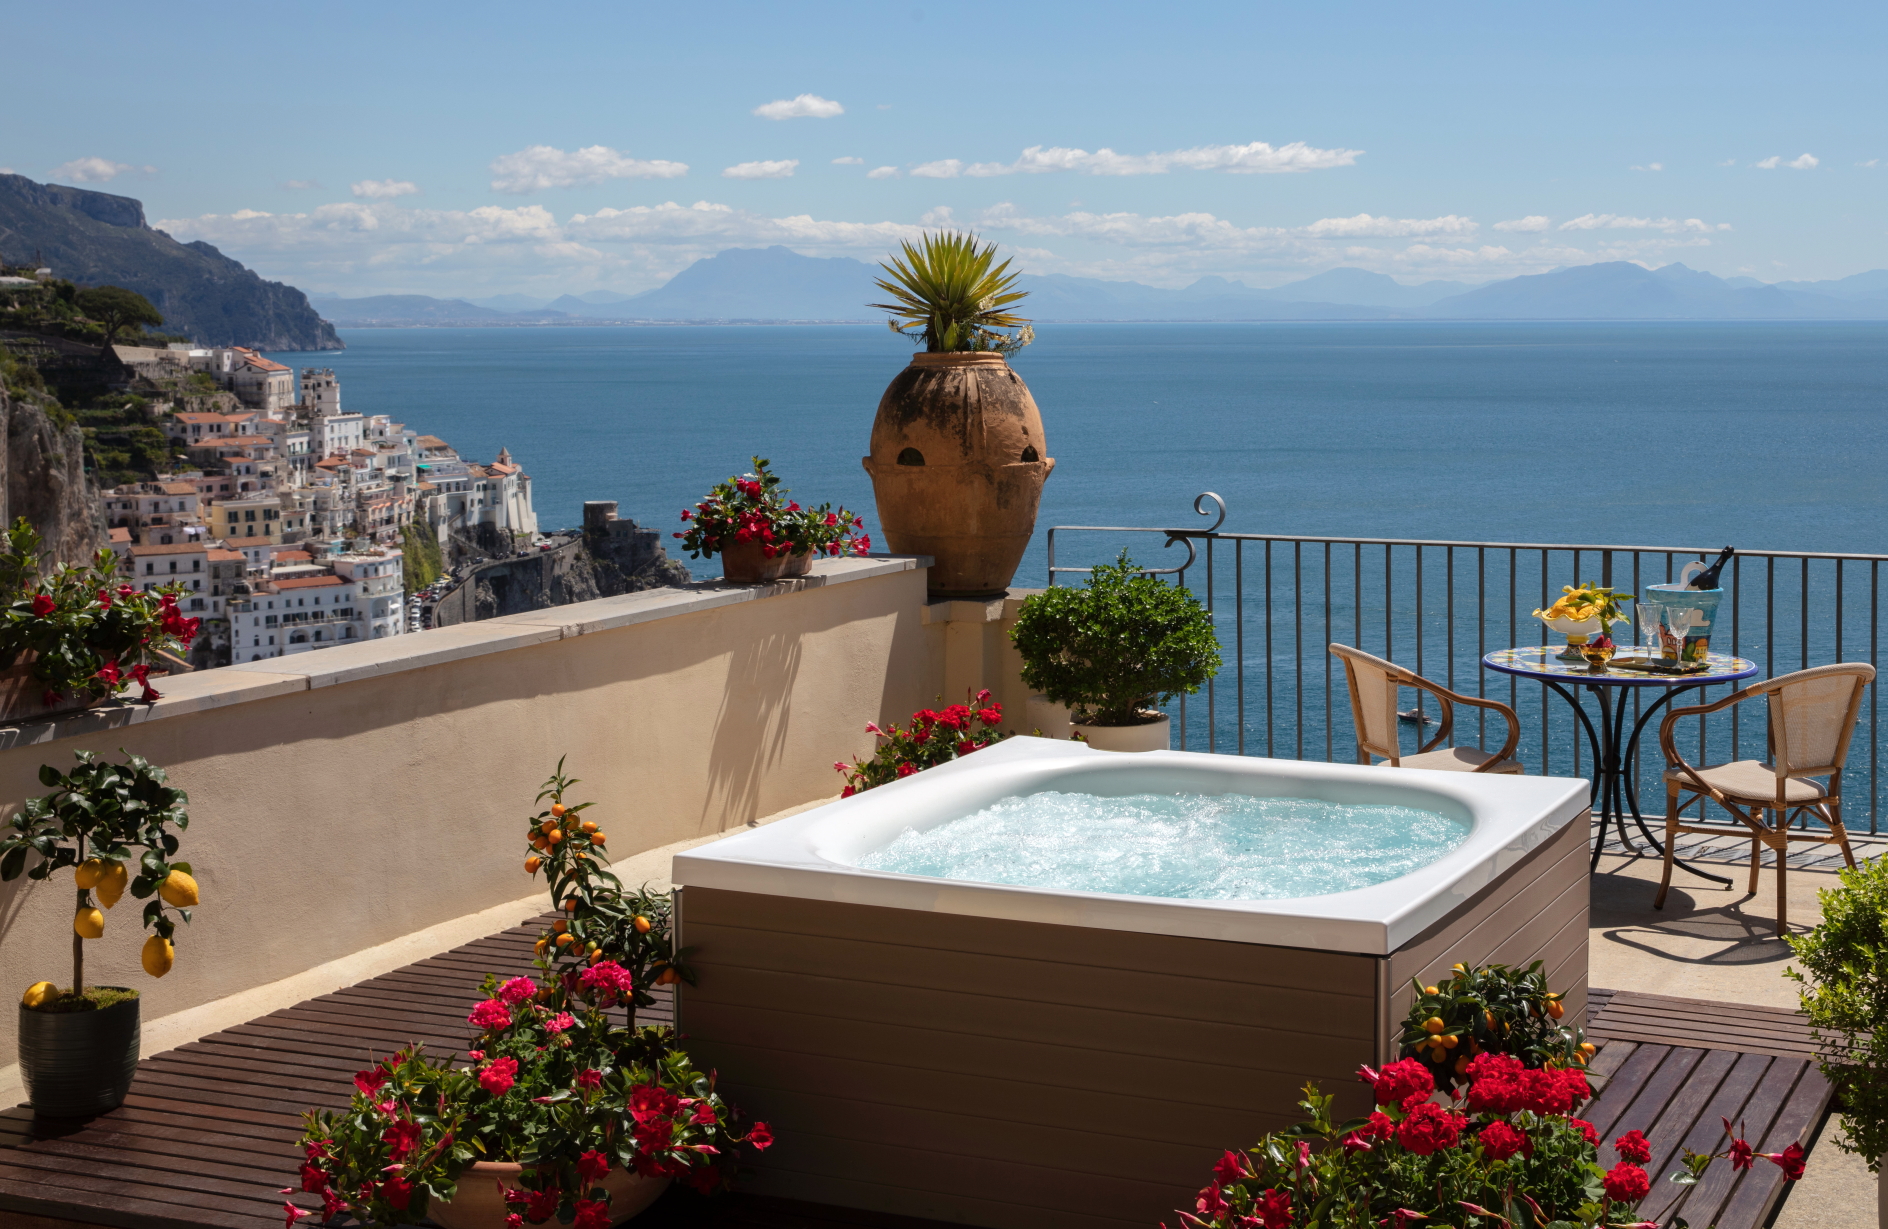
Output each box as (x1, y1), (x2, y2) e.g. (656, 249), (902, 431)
(159, 870), (199, 908)
(142, 935), (174, 978)
(75, 858), (106, 890)
(96, 862), (128, 910)
(74, 907), (105, 939)
(21, 981), (57, 1008)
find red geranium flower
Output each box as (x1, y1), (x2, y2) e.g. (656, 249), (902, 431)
(1396, 1101), (1466, 1156)
(467, 998), (511, 1031)
(1479, 1119), (1528, 1161)
(1602, 1162), (1650, 1204)
(479, 1056), (519, 1096)
(1570, 1117), (1599, 1145)
(1614, 1128), (1652, 1164)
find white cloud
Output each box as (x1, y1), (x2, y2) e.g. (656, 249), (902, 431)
(721, 159), (799, 180)
(1719, 159), (1737, 166)
(1494, 216), (1552, 233)
(1755, 153), (1818, 170)
(351, 179), (420, 200)
(910, 160), (964, 179)
(1858, 159), (1880, 168)
(1630, 162), (1664, 172)
(51, 157), (155, 183)
(866, 166), (900, 180)
(489, 145), (688, 193)
(958, 140), (1362, 177)
(919, 206), (955, 227)
(831, 156), (865, 165)
(1558, 214), (1729, 234)
(1295, 213), (1477, 238)
(283, 179), (322, 191)
(752, 94), (844, 120)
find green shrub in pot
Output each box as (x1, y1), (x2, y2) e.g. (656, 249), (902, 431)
(1787, 854), (1888, 1177)
(1010, 551), (1220, 737)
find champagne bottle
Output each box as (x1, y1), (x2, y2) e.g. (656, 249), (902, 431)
(1689, 546), (1734, 590)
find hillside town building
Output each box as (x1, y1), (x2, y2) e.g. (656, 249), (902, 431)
(94, 365), (541, 668)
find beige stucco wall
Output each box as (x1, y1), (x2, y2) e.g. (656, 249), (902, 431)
(0, 558), (941, 1068)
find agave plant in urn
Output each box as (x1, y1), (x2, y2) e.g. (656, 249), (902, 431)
(864, 231), (1052, 599)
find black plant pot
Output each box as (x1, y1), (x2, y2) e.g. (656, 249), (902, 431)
(19, 990), (140, 1117)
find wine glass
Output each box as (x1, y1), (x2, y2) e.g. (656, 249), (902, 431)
(1661, 606), (1693, 663)
(1636, 600), (1666, 659)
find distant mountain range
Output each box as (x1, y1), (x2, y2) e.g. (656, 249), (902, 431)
(310, 245), (1888, 327)
(0, 174), (341, 350)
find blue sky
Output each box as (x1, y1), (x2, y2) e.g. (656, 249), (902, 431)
(6, 1), (1882, 298)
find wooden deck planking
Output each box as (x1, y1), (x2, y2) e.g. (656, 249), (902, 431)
(1580, 987), (1833, 1229)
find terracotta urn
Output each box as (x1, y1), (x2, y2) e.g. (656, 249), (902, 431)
(863, 352), (1054, 599)
(430, 1161), (668, 1229)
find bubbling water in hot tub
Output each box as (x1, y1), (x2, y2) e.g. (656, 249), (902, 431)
(855, 791), (1471, 900)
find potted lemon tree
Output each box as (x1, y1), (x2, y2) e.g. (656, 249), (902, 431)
(1, 750), (200, 1115)
(1010, 552), (1221, 751)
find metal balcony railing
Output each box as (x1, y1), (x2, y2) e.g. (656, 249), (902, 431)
(1047, 494), (1885, 834)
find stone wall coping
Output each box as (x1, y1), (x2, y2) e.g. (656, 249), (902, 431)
(0, 555), (927, 751)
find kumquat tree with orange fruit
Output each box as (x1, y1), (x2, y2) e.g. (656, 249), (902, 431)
(1, 750), (200, 1011)
(1396, 960), (1591, 1091)
(523, 758), (691, 1021)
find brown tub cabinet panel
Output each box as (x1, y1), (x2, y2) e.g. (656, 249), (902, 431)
(679, 889), (1377, 1229)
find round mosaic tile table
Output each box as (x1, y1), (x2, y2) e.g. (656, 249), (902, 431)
(1482, 647), (1758, 883)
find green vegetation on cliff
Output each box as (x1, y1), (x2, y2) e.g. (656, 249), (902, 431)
(402, 522), (445, 592)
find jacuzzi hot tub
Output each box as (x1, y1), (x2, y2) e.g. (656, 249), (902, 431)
(672, 737), (1591, 1229)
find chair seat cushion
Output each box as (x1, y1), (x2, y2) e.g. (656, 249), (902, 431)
(1386, 746), (1524, 774)
(1662, 760), (1825, 804)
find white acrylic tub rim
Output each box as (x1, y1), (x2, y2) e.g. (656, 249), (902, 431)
(672, 737), (1589, 956)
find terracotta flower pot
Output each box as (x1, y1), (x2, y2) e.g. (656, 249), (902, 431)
(430, 1161), (669, 1229)
(717, 542), (810, 584)
(863, 352), (1054, 600)
(0, 655), (108, 724)
(19, 989), (140, 1117)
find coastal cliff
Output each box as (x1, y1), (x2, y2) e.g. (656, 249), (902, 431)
(0, 175), (341, 351)
(0, 386), (105, 564)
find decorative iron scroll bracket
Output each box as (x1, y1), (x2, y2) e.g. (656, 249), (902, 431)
(1045, 492), (1227, 584)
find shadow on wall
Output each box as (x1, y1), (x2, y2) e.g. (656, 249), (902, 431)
(703, 625), (805, 829)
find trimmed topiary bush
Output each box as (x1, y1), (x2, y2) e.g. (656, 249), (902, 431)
(1010, 551), (1221, 727)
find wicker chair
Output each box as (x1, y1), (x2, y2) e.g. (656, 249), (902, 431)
(1330, 643), (1523, 773)
(1653, 662), (1872, 934)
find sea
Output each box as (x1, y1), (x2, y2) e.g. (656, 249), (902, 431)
(270, 321), (1888, 577)
(268, 322), (1888, 815)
